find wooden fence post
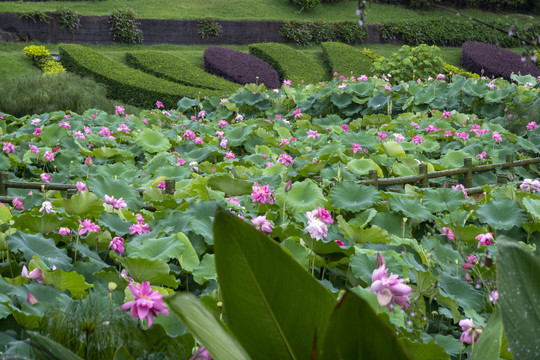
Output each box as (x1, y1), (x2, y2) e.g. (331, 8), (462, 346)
(506, 154), (514, 178)
(497, 173), (507, 185)
(164, 179), (176, 195)
(419, 163), (429, 188)
(464, 158), (473, 188)
(369, 170), (379, 190)
(0, 172), (7, 196)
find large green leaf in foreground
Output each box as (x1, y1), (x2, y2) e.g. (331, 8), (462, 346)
(213, 208), (335, 360)
(319, 290), (410, 360)
(497, 239), (540, 360)
(165, 293), (250, 360)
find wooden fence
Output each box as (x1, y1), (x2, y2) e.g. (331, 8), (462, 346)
(0, 155), (538, 205)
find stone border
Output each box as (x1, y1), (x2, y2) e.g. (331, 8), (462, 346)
(0, 12), (394, 45)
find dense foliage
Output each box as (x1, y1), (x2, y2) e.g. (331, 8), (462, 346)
(203, 47), (280, 89)
(374, 0), (539, 12)
(56, 8), (81, 34)
(197, 18), (223, 40)
(279, 21), (366, 46)
(321, 42), (375, 78)
(108, 7), (143, 44)
(0, 73), (539, 357)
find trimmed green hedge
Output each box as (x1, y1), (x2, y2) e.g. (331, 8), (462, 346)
(124, 51), (240, 94)
(320, 42), (374, 78)
(248, 43), (325, 85)
(59, 44), (223, 109)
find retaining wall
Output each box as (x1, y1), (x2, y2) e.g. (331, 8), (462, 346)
(0, 12), (390, 45)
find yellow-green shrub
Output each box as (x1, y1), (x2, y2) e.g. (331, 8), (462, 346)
(24, 45), (65, 75)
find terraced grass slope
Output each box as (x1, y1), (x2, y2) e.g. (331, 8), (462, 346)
(59, 44), (224, 109)
(320, 42), (375, 78)
(125, 51), (241, 95)
(248, 43), (326, 85)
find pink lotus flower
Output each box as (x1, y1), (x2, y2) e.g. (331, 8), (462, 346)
(304, 210), (328, 241)
(104, 195), (127, 210)
(12, 197), (24, 210)
(489, 290), (498, 303)
(393, 133), (405, 143)
(526, 121), (538, 130)
(117, 123), (131, 134)
(278, 153), (294, 166)
(129, 221), (150, 235)
(441, 110), (452, 119)
(220, 139), (228, 149)
(218, 120), (228, 128)
(43, 151), (55, 162)
(251, 183), (274, 205)
(370, 254), (411, 311)
(60, 121), (71, 129)
(351, 143), (363, 154)
(183, 130), (196, 140)
(452, 184), (469, 198)
(293, 109), (303, 119)
(459, 318), (482, 344)
(40, 173), (51, 184)
(455, 132), (469, 141)
(224, 151), (235, 160)
(27, 292), (39, 306)
(176, 157), (187, 166)
(39, 201), (55, 214)
(73, 131), (86, 140)
(115, 106), (125, 115)
(307, 206), (333, 225)
(156, 181), (166, 190)
(3, 142), (15, 154)
(476, 232), (494, 248)
(58, 227), (71, 236)
(22, 266), (44, 284)
(33, 128), (42, 137)
(156, 101), (164, 109)
(342, 125), (349, 132)
(279, 138), (290, 148)
(194, 137), (203, 144)
(252, 215), (274, 234)
(76, 181), (88, 192)
(377, 131), (387, 141)
(109, 236), (124, 256)
(198, 110), (206, 119)
(29, 144), (39, 154)
(492, 131), (503, 143)
(476, 152), (487, 159)
(384, 84), (392, 91)
(307, 129), (320, 139)
(335, 240), (345, 247)
(120, 282), (170, 327)
(31, 118), (41, 125)
(520, 179), (540, 193)
(412, 135), (423, 144)
(78, 219), (100, 236)
(215, 131), (224, 138)
(425, 125), (437, 133)
(462, 254), (478, 270)
(441, 227), (455, 240)
(282, 79), (292, 86)
(190, 346), (211, 360)
(410, 121), (420, 129)
(219, 98), (229, 105)
(83, 126), (92, 135)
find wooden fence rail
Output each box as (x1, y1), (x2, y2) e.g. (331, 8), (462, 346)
(0, 155), (538, 204)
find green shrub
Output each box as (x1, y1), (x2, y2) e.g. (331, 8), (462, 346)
(197, 18), (222, 39)
(0, 72), (118, 117)
(380, 18), (539, 47)
(320, 42), (375, 78)
(124, 51), (239, 94)
(59, 44), (223, 109)
(290, 0), (322, 11)
(248, 43), (325, 85)
(108, 7), (143, 44)
(56, 8), (81, 34)
(371, 44), (446, 83)
(279, 21), (366, 46)
(23, 45), (65, 74)
(375, 0), (538, 12)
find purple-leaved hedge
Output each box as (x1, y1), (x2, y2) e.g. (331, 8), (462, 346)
(203, 47), (280, 89)
(462, 41), (540, 81)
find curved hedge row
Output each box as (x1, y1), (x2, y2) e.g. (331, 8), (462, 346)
(59, 44), (223, 109)
(462, 41), (540, 81)
(320, 42), (374, 78)
(248, 43), (326, 85)
(203, 47), (280, 89)
(124, 51), (240, 94)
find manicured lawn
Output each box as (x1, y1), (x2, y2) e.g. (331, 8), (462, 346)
(0, 0), (536, 23)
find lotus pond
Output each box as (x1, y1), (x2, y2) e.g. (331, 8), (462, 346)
(0, 73), (540, 359)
